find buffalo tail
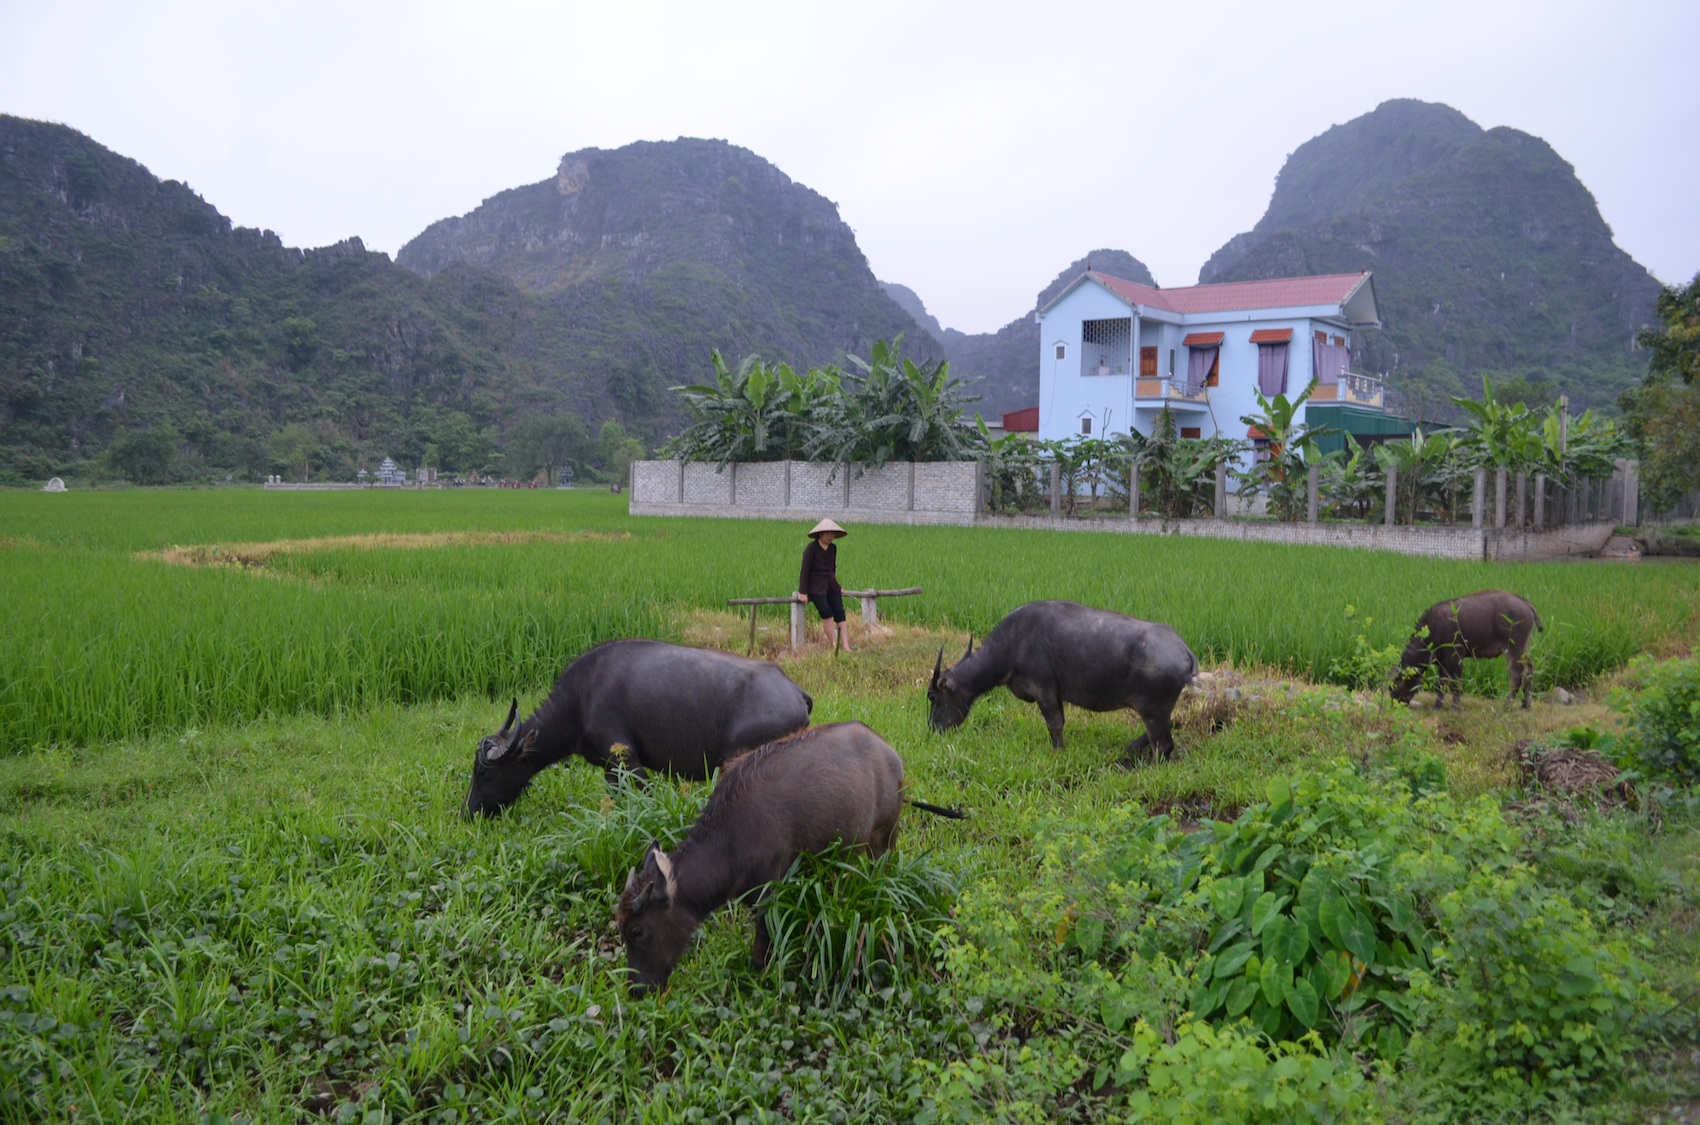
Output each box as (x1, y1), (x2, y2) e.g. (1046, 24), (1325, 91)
(907, 799), (967, 820)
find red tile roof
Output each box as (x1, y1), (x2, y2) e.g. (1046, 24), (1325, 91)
(1073, 270), (1370, 316)
(1249, 328), (1294, 343)
(1181, 332), (1224, 347)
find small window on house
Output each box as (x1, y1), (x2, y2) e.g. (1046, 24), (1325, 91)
(1180, 426), (1202, 439)
(1080, 417), (1093, 435)
(1168, 349), (1176, 377)
(1332, 335), (1345, 347)
(1054, 343), (1067, 361)
(1315, 329), (1327, 342)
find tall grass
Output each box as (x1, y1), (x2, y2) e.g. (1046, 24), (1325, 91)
(2, 491), (1695, 752)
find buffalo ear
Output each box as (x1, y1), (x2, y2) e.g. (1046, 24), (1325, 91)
(517, 730), (540, 758)
(483, 737), (510, 763)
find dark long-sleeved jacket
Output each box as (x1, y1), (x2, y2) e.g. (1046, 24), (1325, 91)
(798, 540), (842, 597)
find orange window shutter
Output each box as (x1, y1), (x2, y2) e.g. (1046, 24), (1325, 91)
(1207, 352), (1220, 387)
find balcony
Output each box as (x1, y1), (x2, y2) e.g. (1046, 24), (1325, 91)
(1135, 378), (1210, 405)
(1309, 373), (1386, 409)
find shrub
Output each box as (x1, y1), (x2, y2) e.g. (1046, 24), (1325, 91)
(1115, 1019), (1374, 1124)
(1405, 866), (1660, 1102)
(1609, 655), (1700, 783)
(761, 844), (958, 1003)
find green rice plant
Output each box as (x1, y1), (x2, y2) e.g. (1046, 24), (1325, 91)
(535, 769), (709, 888)
(760, 843), (959, 1003)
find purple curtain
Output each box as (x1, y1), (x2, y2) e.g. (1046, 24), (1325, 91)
(1185, 346), (1216, 391)
(1311, 339), (1348, 385)
(1258, 343), (1289, 396)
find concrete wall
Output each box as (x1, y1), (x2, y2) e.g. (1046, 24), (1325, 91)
(629, 460), (983, 527)
(632, 460), (1620, 561)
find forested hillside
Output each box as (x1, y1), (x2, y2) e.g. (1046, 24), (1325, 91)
(1200, 99), (1660, 414)
(0, 121), (935, 484)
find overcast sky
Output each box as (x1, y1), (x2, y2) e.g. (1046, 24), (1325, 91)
(3, 0), (1695, 334)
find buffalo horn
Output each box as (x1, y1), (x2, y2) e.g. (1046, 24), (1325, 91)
(962, 634), (974, 661)
(499, 697), (518, 736)
(932, 645), (944, 684)
(630, 882), (653, 914)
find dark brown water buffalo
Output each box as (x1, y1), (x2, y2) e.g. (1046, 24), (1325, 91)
(616, 721), (963, 997)
(1390, 590), (1544, 709)
(464, 639), (812, 816)
(927, 600), (1198, 763)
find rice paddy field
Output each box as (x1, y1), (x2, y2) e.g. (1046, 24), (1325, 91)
(1, 488), (1697, 1123)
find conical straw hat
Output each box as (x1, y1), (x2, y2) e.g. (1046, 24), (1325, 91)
(807, 518), (847, 539)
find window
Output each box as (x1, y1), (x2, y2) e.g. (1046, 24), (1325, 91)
(1168, 349), (1176, 377)
(1332, 335), (1345, 347)
(1314, 329), (1327, 342)
(1080, 417), (1093, 435)
(1081, 318), (1131, 377)
(1180, 427), (1202, 439)
(1054, 343), (1067, 361)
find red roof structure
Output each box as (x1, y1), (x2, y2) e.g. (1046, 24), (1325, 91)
(1045, 270), (1376, 320)
(1181, 331), (1225, 346)
(1248, 328), (1294, 343)
(1002, 406), (1039, 432)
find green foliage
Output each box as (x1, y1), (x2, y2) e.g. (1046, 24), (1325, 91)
(1326, 606), (1405, 691)
(1406, 866), (1659, 1100)
(806, 338), (983, 469)
(1620, 275), (1700, 510)
(1609, 655), (1700, 783)
(666, 352), (838, 464)
(761, 844), (959, 1003)
(1138, 408), (1245, 519)
(504, 410), (591, 483)
(1634, 271), (1700, 386)
(1320, 445), (1380, 521)
(1237, 380), (1335, 522)
(100, 423), (186, 484)
(1116, 1019), (1374, 1123)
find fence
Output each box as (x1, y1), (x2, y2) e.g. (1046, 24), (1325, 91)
(629, 458), (1637, 562)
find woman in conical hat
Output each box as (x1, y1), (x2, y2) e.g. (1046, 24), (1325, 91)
(795, 519), (852, 653)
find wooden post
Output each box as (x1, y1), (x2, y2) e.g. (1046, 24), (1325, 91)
(1214, 461), (1227, 520)
(1050, 463), (1060, 515)
(1384, 464), (1397, 526)
(790, 601), (806, 652)
(1472, 466), (1485, 529)
(1515, 470), (1527, 529)
(1494, 467), (1507, 529)
(1307, 461), (1320, 524)
(1533, 472), (1546, 529)
(748, 604), (758, 653)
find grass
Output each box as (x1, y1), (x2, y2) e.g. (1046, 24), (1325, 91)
(0, 491), (1696, 1120)
(2, 490), (1696, 753)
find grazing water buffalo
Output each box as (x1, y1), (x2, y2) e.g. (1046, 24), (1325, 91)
(616, 722), (963, 997)
(1391, 590), (1544, 709)
(927, 600), (1198, 763)
(464, 639), (812, 817)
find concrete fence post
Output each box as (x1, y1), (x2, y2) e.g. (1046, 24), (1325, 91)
(1533, 472), (1546, 529)
(860, 596), (879, 627)
(1049, 462), (1060, 515)
(677, 459), (686, 504)
(1494, 467), (1507, 529)
(1384, 464), (1397, 527)
(1307, 461), (1320, 524)
(1472, 466), (1486, 529)
(790, 601), (806, 652)
(1515, 470), (1527, 529)
(1625, 460), (1639, 526)
(974, 460), (987, 515)
(1129, 459), (1140, 521)
(906, 461), (915, 512)
(1214, 462), (1227, 520)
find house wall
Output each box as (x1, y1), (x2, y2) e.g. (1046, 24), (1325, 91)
(1036, 284), (1139, 442)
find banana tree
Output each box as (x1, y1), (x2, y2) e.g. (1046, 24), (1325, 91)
(1373, 427), (1457, 524)
(1139, 407), (1246, 519)
(666, 352), (838, 465)
(1321, 444), (1380, 521)
(806, 336), (982, 470)
(1237, 380), (1337, 521)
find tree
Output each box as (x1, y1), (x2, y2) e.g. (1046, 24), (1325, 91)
(1622, 272), (1700, 511)
(1236, 380), (1336, 521)
(506, 412), (590, 483)
(103, 424), (183, 485)
(597, 420), (645, 485)
(806, 337), (982, 468)
(270, 424), (319, 481)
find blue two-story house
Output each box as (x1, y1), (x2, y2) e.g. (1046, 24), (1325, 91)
(1034, 268), (1407, 459)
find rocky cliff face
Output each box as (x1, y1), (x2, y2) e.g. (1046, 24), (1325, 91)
(398, 139), (939, 373)
(1198, 101), (1659, 409)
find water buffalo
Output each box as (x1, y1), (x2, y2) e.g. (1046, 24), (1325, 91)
(464, 639), (812, 817)
(616, 721), (963, 997)
(1391, 590), (1544, 709)
(927, 600), (1198, 763)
